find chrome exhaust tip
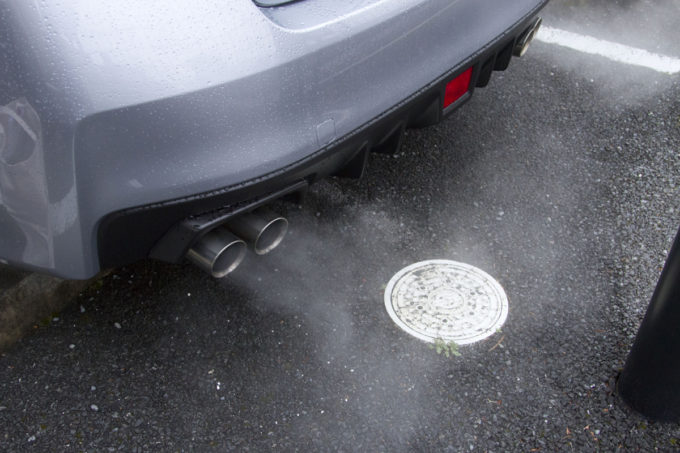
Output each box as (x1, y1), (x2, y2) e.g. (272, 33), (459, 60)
(226, 207), (288, 255)
(186, 228), (247, 278)
(514, 17), (542, 57)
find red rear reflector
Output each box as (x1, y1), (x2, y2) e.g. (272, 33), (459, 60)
(443, 67), (473, 108)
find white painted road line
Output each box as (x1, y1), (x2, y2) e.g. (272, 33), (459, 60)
(536, 26), (680, 75)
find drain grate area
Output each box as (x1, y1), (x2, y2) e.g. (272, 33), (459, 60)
(384, 260), (508, 345)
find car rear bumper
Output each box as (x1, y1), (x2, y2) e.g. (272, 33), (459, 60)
(0, 0), (547, 278)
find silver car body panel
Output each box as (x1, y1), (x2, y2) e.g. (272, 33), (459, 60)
(0, 0), (546, 278)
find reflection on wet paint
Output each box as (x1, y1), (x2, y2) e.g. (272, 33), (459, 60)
(0, 99), (52, 268)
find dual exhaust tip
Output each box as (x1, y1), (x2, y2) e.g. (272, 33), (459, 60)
(513, 17), (542, 58)
(186, 207), (288, 278)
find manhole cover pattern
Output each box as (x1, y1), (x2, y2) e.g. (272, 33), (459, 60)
(384, 260), (508, 344)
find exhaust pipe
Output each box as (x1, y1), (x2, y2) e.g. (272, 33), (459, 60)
(513, 17), (542, 57)
(226, 207), (288, 255)
(186, 228), (247, 278)
(185, 206), (287, 277)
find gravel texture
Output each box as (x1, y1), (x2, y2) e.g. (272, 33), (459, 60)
(0, 265), (28, 292)
(1, 1), (680, 451)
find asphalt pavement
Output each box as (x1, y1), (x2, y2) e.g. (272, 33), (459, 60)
(2, 0), (680, 451)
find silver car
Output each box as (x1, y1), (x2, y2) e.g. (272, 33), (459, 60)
(0, 0), (547, 279)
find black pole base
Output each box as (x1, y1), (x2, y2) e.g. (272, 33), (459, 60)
(618, 226), (680, 422)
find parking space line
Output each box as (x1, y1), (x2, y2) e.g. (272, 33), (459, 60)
(536, 26), (680, 75)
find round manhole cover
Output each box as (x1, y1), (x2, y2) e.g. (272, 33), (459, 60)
(384, 260), (508, 344)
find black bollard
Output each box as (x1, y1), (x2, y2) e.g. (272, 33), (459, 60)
(618, 226), (680, 422)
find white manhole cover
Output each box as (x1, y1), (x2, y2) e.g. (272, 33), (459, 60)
(384, 260), (508, 344)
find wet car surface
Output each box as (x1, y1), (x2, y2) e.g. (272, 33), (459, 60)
(1, 0), (545, 279)
(1, 0), (680, 450)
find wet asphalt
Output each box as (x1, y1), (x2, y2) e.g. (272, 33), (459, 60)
(2, 1), (680, 451)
